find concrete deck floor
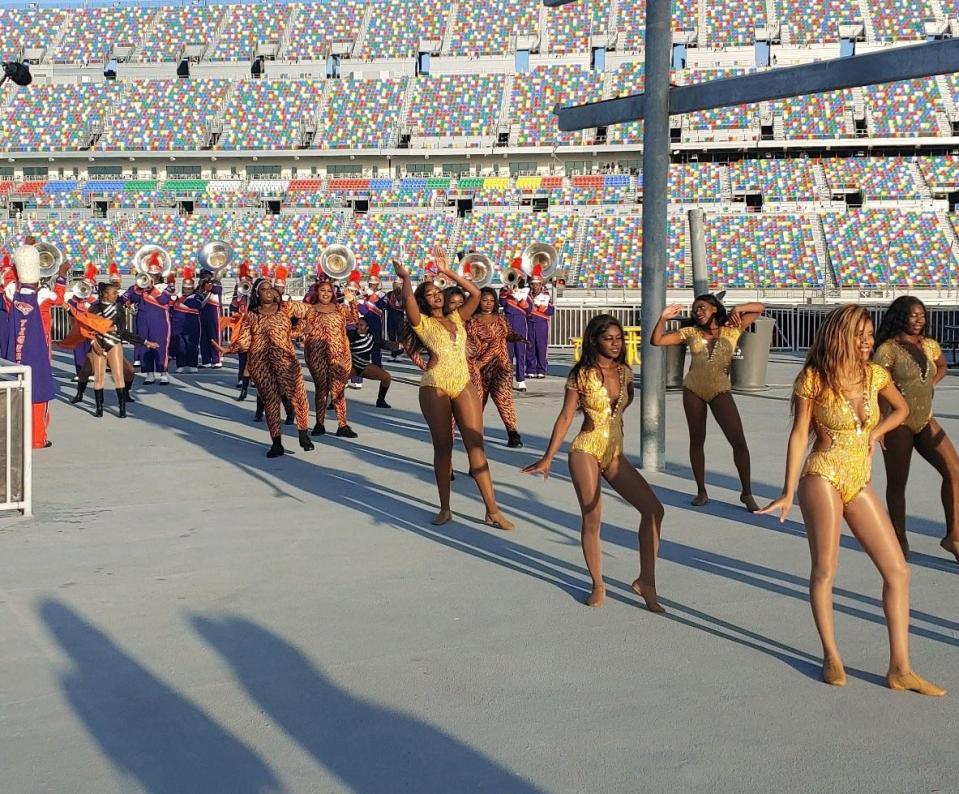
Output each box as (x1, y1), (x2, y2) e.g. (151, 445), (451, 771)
(1, 350), (957, 793)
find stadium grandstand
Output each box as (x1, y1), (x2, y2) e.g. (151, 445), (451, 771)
(0, 0), (957, 311)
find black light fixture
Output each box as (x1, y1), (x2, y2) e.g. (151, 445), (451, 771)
(0, 61), (32, 88)
(176, 58), (190, 79)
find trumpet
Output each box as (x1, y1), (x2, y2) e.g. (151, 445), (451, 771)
(69, 280), (93, 300)
(320, 244), (356, 281)
(502, 268), (522, 287)
(197, 239), (234, 277)
(236, 279), (253, 297)
(459, 252), (493, 289)
(37, 242), (63, 281)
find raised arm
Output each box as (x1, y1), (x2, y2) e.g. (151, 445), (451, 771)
(758, 394), (813, 522)
(522, 384), (581, 479)
(728, 302), (765, 329)
(650, 304), (687, 347)
(393, 259), (420, 328)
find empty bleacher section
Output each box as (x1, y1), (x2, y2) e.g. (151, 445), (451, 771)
(509, 65), (605, 146)
(729, 159), (817, 202)
(407, 74), (505, 145)
(776, 0), (857, 44)
(449, 0), (540, 57)
(2, 82), (119, 152)
(347, 213), (455, 274)
(704, 0), (766, 47)
(0, 6), (64, 61)
(209, 4), (283, 62)
(217, 79), (324, 150)
(819, 157), (922, 200)
(772, 90), (853, 140)
(319, 77), (407, 149)
(362, 0), (450, 59)
(285, 1), (365, 59)
(103, 80), (230, 152)
(136, 6), (222, 63)
(822, 211), (957, 287)
(579, 215), (686, 288)
(704, 215), (821, 288)
(864, 79), (946, 138)
(53, 6), (151, 65)
(867, 0), (934, 41)
(231, 214), (343, 272)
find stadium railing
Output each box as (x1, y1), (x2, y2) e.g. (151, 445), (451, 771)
(0, 362), (31, 516)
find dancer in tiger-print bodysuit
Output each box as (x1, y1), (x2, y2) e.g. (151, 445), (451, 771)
(467, 287), (525, 448)
(216, 278), (314, 458)
(304, 279), (359, 438)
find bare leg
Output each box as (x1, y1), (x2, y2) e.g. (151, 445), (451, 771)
(603, 456), (665, 612)
(797, 475), (845, 681)
(106, 345), (126, 389)
(419, 387), (454, 524)
(913, 419), (959, 560)
(451, 384), (512, 529)
(842, 487), (942, 694)
(91, 351), (107, 390)
(709, 392), (757, 511)
(568, 450), (605, 606)
(682, 388), (709, 505)
(881, 425), (914, 557)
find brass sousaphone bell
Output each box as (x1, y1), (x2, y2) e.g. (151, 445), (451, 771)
(520, 242), (559, 281)
(197, 239), (234, 277)
(319, 244), (356, 281)
(459, 252), (494, 289)
(133, 244), (173, 289)
(36, 242), (64, 281)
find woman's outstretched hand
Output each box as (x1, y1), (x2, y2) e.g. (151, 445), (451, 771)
(522, 458), (552, 480)
(392, 259), (410, 280)
(757, 493), (793, 523)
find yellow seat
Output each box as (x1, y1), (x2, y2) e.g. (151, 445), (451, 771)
(570, 336), (583, 362)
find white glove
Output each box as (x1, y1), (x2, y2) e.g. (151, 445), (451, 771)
(534, 293), (550, 308)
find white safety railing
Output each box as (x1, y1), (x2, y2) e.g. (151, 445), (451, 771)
(0, 362), (31, 516)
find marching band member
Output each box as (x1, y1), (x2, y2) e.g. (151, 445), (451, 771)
(231, 263), (252, 394)
(347, 316), (398, 409)
(215, 278), (314, 458)
(500, 259), (531, 392)
(526, 266), (554, 379)
(13, 235), (67, 358)
(171, 267), (202, 374)
(344, 270), (364, 389)
(385, 278), (405, 359)
(198, 268), (223, 369)
(123, 252), (172, 385)
(68, 263), (99, 380)
(304, 278), (358, 438)
(357, 264), (387, 373)
(69, 282), (157, 418)
(467, 287), (525, 448)
(108, 262), (122, 287)
(2, 245), (68, 447)
(273, 266), (290, 301)
(395, 250), (513, 530)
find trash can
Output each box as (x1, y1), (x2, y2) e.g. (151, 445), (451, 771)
(664, 319), (686, 391)
(731, 316), (775, 393)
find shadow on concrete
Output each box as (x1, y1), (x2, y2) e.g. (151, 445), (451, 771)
(37, 599), (281, 794)
(192, 615), (545, 794)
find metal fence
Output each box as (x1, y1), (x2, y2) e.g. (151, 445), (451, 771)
(550, 304), (959, 352)
(49, 302), (959, 355)
(0, 362), (32, 516)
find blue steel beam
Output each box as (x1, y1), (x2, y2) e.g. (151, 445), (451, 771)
(554, 38), (959, 130)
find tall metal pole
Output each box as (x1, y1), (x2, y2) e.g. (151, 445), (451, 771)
(640, 0), (672, 471)
(688, 208), (708, 297)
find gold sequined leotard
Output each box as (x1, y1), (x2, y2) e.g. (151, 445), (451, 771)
(412, 311), (471, 398)
(797, 363), (891, 504)
(568, 364), (630, 471)
(873, 338), (942, 434)
(680, 325), (743, 402)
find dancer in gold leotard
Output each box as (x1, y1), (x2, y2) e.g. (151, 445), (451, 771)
(873, 296), (959, 561)
(524, 314), (663, 611)
(395, 252), (513, 530)
(652, 295), (764, 510)
(761, 305), (944, 696)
